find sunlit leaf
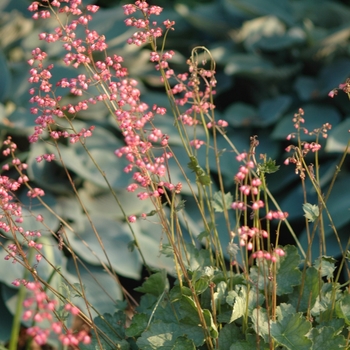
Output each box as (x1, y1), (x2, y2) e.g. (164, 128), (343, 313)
(271, 313), (312, 350)
(302, 203), (319, 222)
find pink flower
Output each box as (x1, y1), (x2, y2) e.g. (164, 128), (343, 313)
(128, 215), (137, 223)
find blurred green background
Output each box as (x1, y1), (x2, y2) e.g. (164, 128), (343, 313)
(0, 0), (350, 345)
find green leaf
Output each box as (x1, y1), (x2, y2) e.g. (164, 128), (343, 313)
(325, 117), (350, 153)
(178, 295), (200, 325)
(213, 281), (227, 308)
(197, 229), (210, 240)
(134, 270), (168, 296)
(275, 303), (296, 320)
(231, 334), (270, 350)
(212, 191), (233, 212)
(288, 267), (322, 312)
(336, 294), (350, 325)
(136, 321), (205, 349)
(294, 76), (318, 101)
(251, 308), (270, 343)
(175, 200), (186, 212)
(223, 102), (257, 127)
(219, 323), (244, 349)
(66, 215), (141, 280)
(125, 313), (148, 337)
(172, 336), (196, 350)
(226, 285), (248, 322)
(308, 326), (346, 350)
(271, 313), (312, 350)
(181, 243), (212, 271)
(223, 0), (295, 26)
(250, 246), (301, 296)
(0, 51), (11, 102)
(128, 240), (137, 252)
(275, 245), (302, 295)
(224, 54), (273, 76)
(258, 95), (292, 127)
(302, 203), (319, 222)
(203, 309), (218, 338)
(313, 256), (337, 280)
(258, 158), (280, 174)
(194, 277), (209, 295)
(311, 283), (342, 318)
(175, 3), (231, 38)
(187, 156), (211, 186)
(169, 285), (192, 303)
(80, 312), (129, 350)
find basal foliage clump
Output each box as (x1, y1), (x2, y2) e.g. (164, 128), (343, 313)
(0, 1), (349, 349)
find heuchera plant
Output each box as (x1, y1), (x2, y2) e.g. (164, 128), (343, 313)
(0, 0), (349, 349)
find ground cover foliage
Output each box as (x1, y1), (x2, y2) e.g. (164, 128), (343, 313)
(0, 0), (349, 349)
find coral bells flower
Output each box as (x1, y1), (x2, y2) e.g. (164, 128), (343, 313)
(266, 210), (289, 220)
(328, 78), (350, 99)
(123, 2), (175, 47)
(21, 281), (91, 346)
(128, 215), (137, 223)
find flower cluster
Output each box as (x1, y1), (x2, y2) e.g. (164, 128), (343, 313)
(17, 281), (91, 346)
(229, 151), (287, 263)
(1, 137), (47, 264)
(27, 0), (185, 212)
(328, 78), (350, 99)
(284, 109), (332, 177)
(251, 247), (285, 262)
(123, 2), (173, 46)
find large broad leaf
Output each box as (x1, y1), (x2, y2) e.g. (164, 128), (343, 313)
(0, 284), (14, 342)
(218, 323), (244, 349)
(336, 294), (350, 326)
(249, 246), (301, 297)
(236, 16), (305, 52)
(288, 267), (321, 312)
(226, 284), (262, 323)
(12, 190), (60, 235)
(258, 95), (292, 126)
(325, 117), (350, 153)
(308, 326), (346, 350)
(224, 54), (274, 76)
(0, 106), (40, 135)
(292, 1), (350, 29)
(133, 216), (175, 275)
(223, 96), (291, 127)
(0, 239), (31, 285)
(0, 50), (11, 102)
(176, 3), (232, 37)
(77, 182), (156, 220)
(134, 270), (167, 296)
(30, 123), (131, 190)
(224, 102), (257, 127)
(222, 0), (295, 26)
(66, 214), (141, 279)
(251, 308), (270, 343)
(136, 320), (204, 349)
(176, 195), (235, 260)
(80, 311), (130, 350)
(275, 245), (302, 295)
(271, 313), (312, 350)
(294, 76), (319, 101)
(66, 258), (123, 316)
(0, 236), (70, 289)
